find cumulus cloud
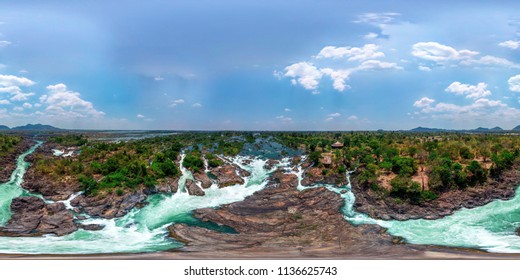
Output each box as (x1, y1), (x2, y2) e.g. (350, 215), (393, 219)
(192, 102), (202, 108)
(347, 115), (358, 120)
(284, 62), (323, 90)
(22, 102), (32, 109)
(413, 97), (435, 107)
(412, 94), (519, 126)
(412, 42), (518, 68)
(137, 114), (145, 119)
(418, 65), (432, 72)
(328, 112), (341, 118)
(320, 68), (351, 91)
(509, 74), (520, 92)
(0, 100), (10, 105)
(0, 74), (35, 87)
(445, 82), (491, 99)
(499, 40), (520, 50)
(284, 108), (291, 112)
(40, 83), (105, 118)
(281, 44), (400, 93)
(412, 42), (478, 62)
(316, 44), (385, 61)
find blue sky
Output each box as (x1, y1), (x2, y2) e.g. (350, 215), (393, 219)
(1, 0), (520, 130)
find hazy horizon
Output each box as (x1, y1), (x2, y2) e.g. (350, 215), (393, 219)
(1, 1), (520, 130)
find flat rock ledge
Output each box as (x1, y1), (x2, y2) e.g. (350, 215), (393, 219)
(0, 196), (77, 237)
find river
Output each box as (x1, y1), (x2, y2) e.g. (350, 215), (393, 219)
(1, 142), (520, 254)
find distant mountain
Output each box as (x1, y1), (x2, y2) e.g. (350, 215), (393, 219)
(512, 125), (520, 131)
(0, 125), (10, 130)
(409, 127), (447, 132)
(410, 126), (506, 133)
(11, 124), (61, 131)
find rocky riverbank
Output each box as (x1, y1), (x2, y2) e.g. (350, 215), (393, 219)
(0, 196), (77, 237)
(167, 170), (415, 257)
(352, 165), (520, 220)
(0, 139), (33, 183)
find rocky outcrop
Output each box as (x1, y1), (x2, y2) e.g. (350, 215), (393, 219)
(209, 164), (250, 188)
(77, 223), (105, 231)
(301, 167), (346, 187)
(0, 196), (77, 237)
(168, 171), (412, 257)
(22, 168), (81, 201)
(0, 139), (33, 183)
(352, 166), (520, 221)
(70, 189), (147, 219)
(154, 178), (179, 193)
(264, 159), (279, 170)
(185, 179), (205, 196)
(193, 172), (213, 189)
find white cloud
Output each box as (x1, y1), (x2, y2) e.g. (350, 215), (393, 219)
(499, 40), (520, 50)
(418, 65), (431, 72)
(0, 85), (35, 101)
(328, 112), (341, 118)
(0, 41), (11, 47)
(412, 42), (478, 62)
(169, 98), (185, 107)
(316, 44), (385, 61)
(0, 100), (10, 105)
(445, 82), (491, 99)
(413, 97), (435, 107)
(284, 108), (291, 112)
(463, 55), (517, 68)
(320, 68), (351, 91)
(22, 102), (32, 109)
(13, 106), (23, 112)
(347, 115), (358, 120)
(284, 62), (323, 90)
(363, 32), (379, 40)
(357, 60), (401, 70)
(509, 74), (520, 92)
(355, 13), (400, 25)
(137, 114), (145, 119)
(192, 102), (202, 108)
(276, 115), (293, 123)
(40, 83), (105, 118)
(154, 76), (164, 81)
(0, 74), (35, 87)
(281, 45), (400, 93)
(412, 42), (518, 68)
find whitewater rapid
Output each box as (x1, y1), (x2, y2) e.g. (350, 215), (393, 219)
(2, 142), (520, 254)
(0, 145), (282, 254)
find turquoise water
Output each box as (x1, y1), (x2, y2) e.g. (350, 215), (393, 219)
(0, 145), (274, 254)
(295, 169), (520, 253)
(2, 143), (520, 254)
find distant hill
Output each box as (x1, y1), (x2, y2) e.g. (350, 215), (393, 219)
(410, 126), (506, 133)
(409, 127), (447, 132)
(512, 125), (520, 131)
(11, 124), (61, 131)
(0, 125), (10, 130)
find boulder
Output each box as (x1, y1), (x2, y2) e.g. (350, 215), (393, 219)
(185, 179), (205, 196)
(0, 196), (77, 237)
(70, 190), (147, 219)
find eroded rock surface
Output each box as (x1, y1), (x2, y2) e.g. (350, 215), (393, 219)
(0, 196), (77, 237)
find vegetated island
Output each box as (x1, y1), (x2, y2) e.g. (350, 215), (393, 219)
(0, 127), (520, 259)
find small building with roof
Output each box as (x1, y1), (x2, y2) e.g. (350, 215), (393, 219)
(331, 141), (344, 149)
